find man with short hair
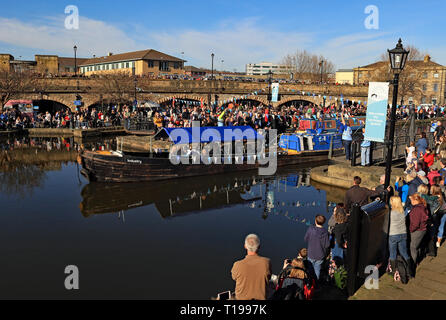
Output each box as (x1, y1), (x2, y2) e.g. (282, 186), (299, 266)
(304, 215), (330, 280)
(231, 234), (272, 300)
(434, 121), (445, 143)
(373, 174), (394, 201)
(344, 176), (381, 213)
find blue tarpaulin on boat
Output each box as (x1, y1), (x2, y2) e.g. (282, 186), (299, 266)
(158, 126), (264, 144)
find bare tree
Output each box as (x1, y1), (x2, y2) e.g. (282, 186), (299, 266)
(0, 71), (38, 110)
(93, 72), (135, 105)
(281, 50), (335, 82)
(370, 45), (429, 105)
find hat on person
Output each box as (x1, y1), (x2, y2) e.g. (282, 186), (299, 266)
(417, 170), (426, 177)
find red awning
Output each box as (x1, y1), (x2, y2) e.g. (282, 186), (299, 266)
(5, 100), (33, 107)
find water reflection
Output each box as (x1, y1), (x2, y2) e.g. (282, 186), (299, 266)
(0, 137), (116, 198)
(80, 167), (333, 224)
(0, 137), (344, 299)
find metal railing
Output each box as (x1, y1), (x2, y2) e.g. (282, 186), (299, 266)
(349, 132), (435, 166)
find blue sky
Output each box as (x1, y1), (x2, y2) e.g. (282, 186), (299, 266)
(0, 0), (445, 71)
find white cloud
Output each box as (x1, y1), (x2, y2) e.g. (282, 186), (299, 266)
(1, 14), (441, 72)
(0, 16), (140, 58)
(147, 19), (315, 71)
(313, 32), (396, 69)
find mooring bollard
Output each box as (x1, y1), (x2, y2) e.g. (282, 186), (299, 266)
(351, 141), (357, 167)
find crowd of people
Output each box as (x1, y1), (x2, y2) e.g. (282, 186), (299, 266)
(0, 105), (145, 130)
(2, 99), (446, 133)
(229, 121), (446, 301)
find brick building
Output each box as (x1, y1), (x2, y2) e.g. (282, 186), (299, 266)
(79, 49), (185, 77)
(0, 54), (88, 75)
(353, 55), (446, 105)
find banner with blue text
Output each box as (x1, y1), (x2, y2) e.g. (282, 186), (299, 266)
(364, 82), (389, 143)
(271, 83), (279, 102)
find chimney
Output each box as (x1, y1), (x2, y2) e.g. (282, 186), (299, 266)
(108, 52), (113, 57)
(424, 55), (431, 63)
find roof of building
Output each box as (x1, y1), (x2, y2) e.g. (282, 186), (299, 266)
(359, 57), (444, 70)
(79, 49), (185, 66)
(58, 57), (89, 68)
(184, 66), (207, 72)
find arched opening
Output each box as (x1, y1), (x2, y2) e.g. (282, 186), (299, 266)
(220, 99), (264, 110)
(86, 101), (132, 113)
(32, 100), (70, 114)
(276, 99), (316, 109)
(159, 98), (201, 109)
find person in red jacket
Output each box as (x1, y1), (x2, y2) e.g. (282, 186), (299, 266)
(421, 148), (435, 170)
(408, 193), (429, 265)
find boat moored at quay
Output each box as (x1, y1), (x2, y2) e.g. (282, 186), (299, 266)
(80, 118), (364, 183)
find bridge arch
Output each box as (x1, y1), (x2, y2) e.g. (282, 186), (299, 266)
(32, 99), (71, 114)
(275, 98), (318, 109)
(220, 98), (264, 109)
(157, 95), (202, 108)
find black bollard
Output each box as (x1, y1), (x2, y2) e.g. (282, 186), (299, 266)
(351, 141), (357, 167)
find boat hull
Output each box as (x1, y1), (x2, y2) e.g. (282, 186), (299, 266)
(80, 150), (332, 183)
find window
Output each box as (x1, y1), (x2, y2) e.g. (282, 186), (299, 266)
(159, 61), (169, 71)
(432, 98), (438, 105)
(422, 84), (427, 91)
(434, 73), (439, 78)
(422, 97), (427, 104)
(125, 62), (129, 68)
(434, 83), (439, 92)
(148, 60), (154, 68)
(423, 72), (428, 79)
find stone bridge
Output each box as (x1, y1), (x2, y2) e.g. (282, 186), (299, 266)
(7, 77), (370, 111)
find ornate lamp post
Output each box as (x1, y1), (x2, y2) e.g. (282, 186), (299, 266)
(73, 45), (79, 91)
(211, 53), (215, 80)
(267, 70), (273, 106)
(132, 65), (137, 111)
(384, 38), (410, 188)
(319, 60), (324, 84)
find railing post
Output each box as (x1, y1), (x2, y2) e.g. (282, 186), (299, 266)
(328, 135), (333, 160)
(351, 141), (357, 166)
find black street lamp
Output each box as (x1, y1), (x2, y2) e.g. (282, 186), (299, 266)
(211, 53), (215, 80)
(267, 70), (273, 106)
(384, 38), (410, 188)
(133, 65), (137, 109)
(73, 45), (79, 91)
(319, 60), (324, 84)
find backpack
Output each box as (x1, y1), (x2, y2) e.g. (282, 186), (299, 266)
(274, 266), (315, 300)
(394, 256), (410, 284)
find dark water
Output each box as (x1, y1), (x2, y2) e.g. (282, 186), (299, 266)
(0, 137), (338, 300)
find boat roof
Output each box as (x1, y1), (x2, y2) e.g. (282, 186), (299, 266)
(156, 126), (264, 144)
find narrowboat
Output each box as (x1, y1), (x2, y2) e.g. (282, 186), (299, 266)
(80, 125), (336, 183)
(278, 116), (364, 155)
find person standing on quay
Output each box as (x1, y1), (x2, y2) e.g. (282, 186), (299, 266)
(339, 113), (353, 161)
(304, 215), (330, 281)
(408, 193), (429, 265)
(231, 234), (272, 300)
(388, 196), (412, 275)
(344, 176), (382, 214)
(360, 127), (371, 166)
(416, 132), (428, 157)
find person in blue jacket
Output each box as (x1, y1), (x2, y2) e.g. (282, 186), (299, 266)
(361, 127), (371, 166)
(416, 132), (428, 157)
(339, 113), (352, 160)
(395, 175), (411, 207)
